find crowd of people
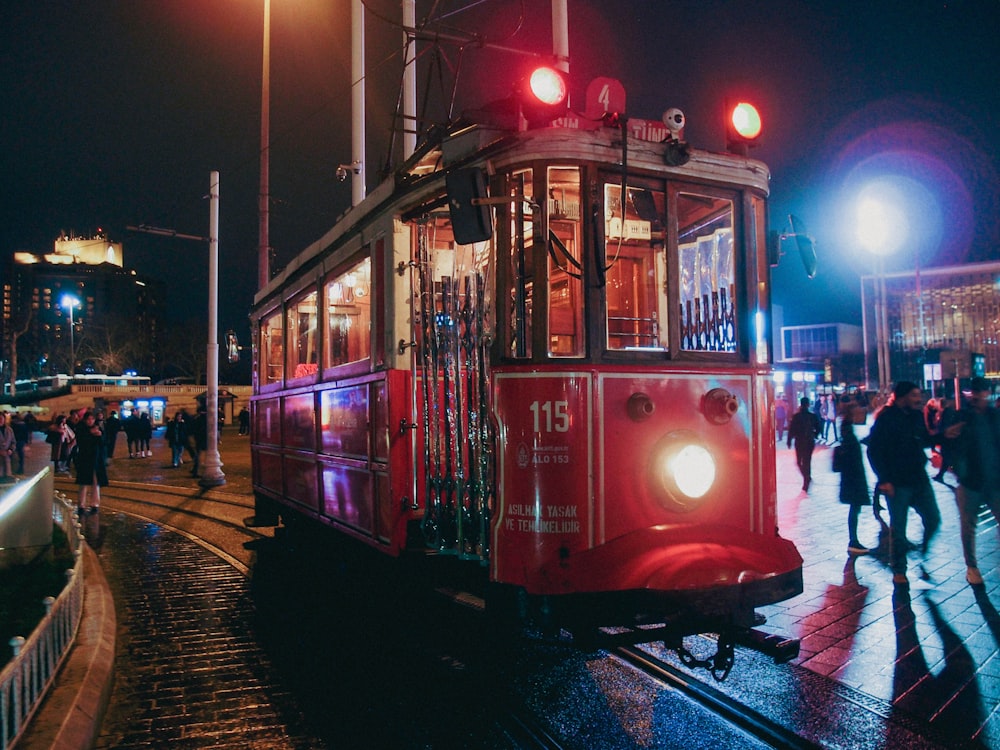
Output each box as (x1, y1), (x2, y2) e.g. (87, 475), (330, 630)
(0, 405), (224, 513)
(782, 378), (1000, 589)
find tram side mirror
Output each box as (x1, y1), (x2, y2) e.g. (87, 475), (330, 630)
(775, 215), (817, 279)
(446, 167), (493, 245)
(226, 330), (239, 364)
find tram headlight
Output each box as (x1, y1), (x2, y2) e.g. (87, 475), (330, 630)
(650, 431), (717, 511)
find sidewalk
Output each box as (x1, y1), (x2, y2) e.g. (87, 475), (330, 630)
(763, 437), (1000, 747)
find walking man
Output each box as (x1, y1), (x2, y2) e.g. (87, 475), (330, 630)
(787, 397), (821, 492)
(948, 377), (999, 586)
(867, 381), (960, 587)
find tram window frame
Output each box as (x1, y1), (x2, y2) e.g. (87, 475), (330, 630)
(669, 181), (746, 361)
(322, 252), (374, 378)
(285, 285), (319, 384)
(502, 168), (534, 361)
(258, 307), (284, 391)
(600, 177), (669, 356)
(546, 165), (586, 358)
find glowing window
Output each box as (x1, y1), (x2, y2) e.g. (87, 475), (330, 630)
(324, 256), (372, 369)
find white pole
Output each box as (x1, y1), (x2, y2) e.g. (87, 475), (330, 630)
(352, 0), (366, 205)
(201, 171), (226, 487)
(552, 0), (569, 73)
(258, 0), (271, 289)
(402, 0), (417, 159)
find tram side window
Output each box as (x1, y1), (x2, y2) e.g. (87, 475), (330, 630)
(508, 169), (533, 358)
(547, 166), (584, 357)
(260, 309), (283, 385)
(324, 256), (372, 369)
(603, 183), (668, 351)
(677, 193), (736, 352)
(286, 287), (318, 379)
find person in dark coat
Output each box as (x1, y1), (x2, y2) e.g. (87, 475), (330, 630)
(836, 395), (873, 555)
(787, 396), (821, 492)
(165, 411), (188, 468)
(138, 412), (153, 457)
(867, 381), (961, 587)
(74, 411), (108, 513)
(104, 410), (121, 459)
(10, 413), (30, 475)
(123, 410), (141, 458)
(188, 409), (208, 477)
(947, 377), (1000, 586)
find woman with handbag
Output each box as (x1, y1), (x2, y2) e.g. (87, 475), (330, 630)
(836, 395), (874, 556)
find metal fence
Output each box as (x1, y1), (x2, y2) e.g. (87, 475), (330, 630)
(0, 493), (85, 750)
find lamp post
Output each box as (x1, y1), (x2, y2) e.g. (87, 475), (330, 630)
(61, 294), (81, 375)
(856, 183), (907, 396)
(258, 0), (270, 290)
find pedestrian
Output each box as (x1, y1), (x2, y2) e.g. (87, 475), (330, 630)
(931, 393), (958, 484)
(138, 411), (153, 457)
(866, 380), (960, 587)
(824, 394), (840, 443)
(23, 411), (36, 443)
(834, 395), (873, 556)
(58, 415), (76, 474)
(947, 377), (999, 586)
(0, 413), (16, 481)
(123, 410), (141, 457)
(165, 411), (188, 468)
(238, 407), (250, 436)
(73, 411), (108, 514)
(104, 410), (121, 460)
(774, 396), (788, 443)
(46, 415), (67, 473)
(188, 409), (207, 477)
(10, 413), (30, 475)
(787, 396), (821, 492)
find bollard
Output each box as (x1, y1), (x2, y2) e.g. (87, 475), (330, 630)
(10, 636), (25, 657)
(43, 596), (55, 615)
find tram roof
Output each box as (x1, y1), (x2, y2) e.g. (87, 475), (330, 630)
(254, 122), (771, 308)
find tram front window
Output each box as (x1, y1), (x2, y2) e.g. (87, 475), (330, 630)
(603, 184), (668, 351)
(260, 309), (283, 385)
(547, 166), (584, 357)
(677, 192), (736, 352)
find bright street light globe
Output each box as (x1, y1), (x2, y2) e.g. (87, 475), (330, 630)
(854, 181), (909, 257)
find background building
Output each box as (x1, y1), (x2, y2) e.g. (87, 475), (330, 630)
(2, 231), (164, 381)
(860, 260), (1000, 394)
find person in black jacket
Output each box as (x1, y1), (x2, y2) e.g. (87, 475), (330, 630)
(947, 377), (1000, 586)
(837, 395), (873, 556)
(787, 396), (821, 492)
(867, 381), (961, 586)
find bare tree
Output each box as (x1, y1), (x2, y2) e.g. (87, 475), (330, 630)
(5, 305), (35, 397)
(159, 321), (207, 383)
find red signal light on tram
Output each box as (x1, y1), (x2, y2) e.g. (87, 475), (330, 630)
(517, 65), (569, 128)
(726, 101), (762, 155)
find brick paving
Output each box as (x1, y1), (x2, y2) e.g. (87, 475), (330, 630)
(764, 436), (1000, 747)
(90, 511), (326, 749)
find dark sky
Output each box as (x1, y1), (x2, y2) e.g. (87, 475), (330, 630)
(3, 0), (998, 336)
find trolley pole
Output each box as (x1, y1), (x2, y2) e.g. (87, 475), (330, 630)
(200, 171), (226, 487)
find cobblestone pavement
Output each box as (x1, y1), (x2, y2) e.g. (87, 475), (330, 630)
(89, 512), (326, 749)
(765, 436), (1000, 748)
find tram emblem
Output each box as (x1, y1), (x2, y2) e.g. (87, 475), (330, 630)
(516, 442), (530, 468)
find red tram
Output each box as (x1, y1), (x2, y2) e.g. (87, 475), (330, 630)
(248, 66), (803, 670)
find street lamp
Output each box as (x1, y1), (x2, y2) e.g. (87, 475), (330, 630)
(855, 182), (908, 395)
(61, 294), (81, 376)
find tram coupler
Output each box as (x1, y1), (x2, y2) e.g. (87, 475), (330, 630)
(735, 627), (800, 664)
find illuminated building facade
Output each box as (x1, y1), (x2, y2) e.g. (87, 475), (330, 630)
(860, 260), (1000, 392)
(2, 232), (164, 379)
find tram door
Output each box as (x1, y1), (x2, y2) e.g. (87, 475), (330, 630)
(411, 216), (495, 560)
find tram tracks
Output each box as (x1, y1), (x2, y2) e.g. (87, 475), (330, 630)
(53, 477), (267, 573)
(614, 644), (823, 750)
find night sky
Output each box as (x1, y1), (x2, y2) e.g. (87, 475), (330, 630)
(3, 1), (998, 337)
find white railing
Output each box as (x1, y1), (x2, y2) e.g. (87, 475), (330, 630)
(0, 493), (84, 750)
